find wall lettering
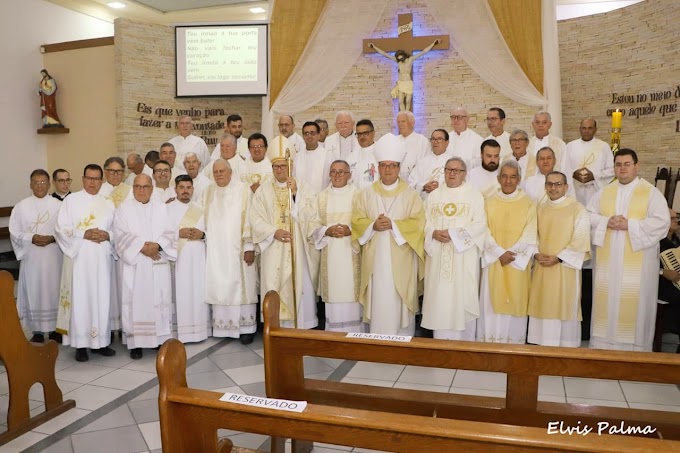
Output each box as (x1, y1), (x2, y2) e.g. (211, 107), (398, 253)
(607, 84), (680, 131)
(134, 102), (226, 144)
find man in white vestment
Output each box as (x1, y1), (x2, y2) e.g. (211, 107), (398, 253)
(160, 142), (185, 183)
(563, 118), (615, 208)
(310, 160), (364, 332)
(125, 153), (152, 185)
(99, 157), (133, 207)
(294, 121), (329, 194)
(243, 133), (274, 194)
(562, 117), (615, 340)
(325, 111), (360, 168)
(205, 133), (245, 181)
(250, 153), (319, 329)
(165, 175), (211, 343)
(352, 134), (425, 335)
(183, 152), (211, 203)
(529, 111), (566, 170)
(408, 129), (452, 201)
(210, 114), (249, 160)
(478, 160), (537, 344)
(484, 108), (511, 159)
(467, 139), (501, 198)
(55, 164), (116, 362)
(525, 147), (574, 204)
(99, 156), (133, 336)
(421, 158), (487, 340)
(353, 119), (379, 190)
(169, 115), (210, 172)
(51, 168), (71, 201)
(114, 174), (173, 359)
(587, 149), (670, 351)
(145, 150), (160, 172)
(204, 160), (258, 343)
(276, 115), (304, 157)
(397, 111), (430, 181)
(447, 107), (483, 169)
(501, 130), (537, 190)
(10, 169), (63, 343)
(528, 171), (590, 347)
(315, 119), (329, 143)
(151, 160), (176, 203)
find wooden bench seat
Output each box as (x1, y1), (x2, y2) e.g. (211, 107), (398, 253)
(157, 339), (678, 452)
(260, 291), (680, 451)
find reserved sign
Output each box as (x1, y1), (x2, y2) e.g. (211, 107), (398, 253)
(219, 393), (307, 413)
(346, 333), (412, 342)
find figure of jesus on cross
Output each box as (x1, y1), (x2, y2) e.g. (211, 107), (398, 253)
(364, 13), (449, 112)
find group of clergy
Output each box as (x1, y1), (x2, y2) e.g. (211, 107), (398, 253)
(10, 108), (672, 365)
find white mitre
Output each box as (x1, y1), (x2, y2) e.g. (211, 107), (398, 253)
(373, 133), (406, 163)
(267, 135), (295, 162)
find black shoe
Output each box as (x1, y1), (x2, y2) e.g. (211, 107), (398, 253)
(75, 348), (89, 362)
(48, 332), (62, 344)
(240, 333), (255, 345)
(91, 346), (116, 357)
(130, 348), (143, 360)
(30, 333), (45, 343)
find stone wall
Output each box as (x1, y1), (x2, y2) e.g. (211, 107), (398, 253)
(115, 18), (262, 158)
(293, 0), (539, 140)
(558, 0), (680, 180)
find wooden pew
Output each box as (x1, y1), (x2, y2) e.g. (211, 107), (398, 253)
(261, 291), (680, 452)
(0, 271), (75, 446)
(157, 338), (677, 452)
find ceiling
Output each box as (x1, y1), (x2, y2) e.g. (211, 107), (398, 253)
(45, 0), (642, 26)
(45, 0), (269, 24)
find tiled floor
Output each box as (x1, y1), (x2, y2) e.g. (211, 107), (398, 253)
(1, 332), (679, 453)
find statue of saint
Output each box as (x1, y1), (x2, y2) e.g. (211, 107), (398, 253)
(39, 69), (64, 128)
(368, 39), (440, 112)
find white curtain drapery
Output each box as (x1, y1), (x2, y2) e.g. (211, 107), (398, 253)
(262, 0), (390, 138)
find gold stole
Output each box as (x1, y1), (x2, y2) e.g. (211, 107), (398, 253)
(487, 194), (533, 317)
(593, 180), (650, 343)
(527, 199), (585, 320)
(177, 202), (203, 254)
(108, 183), (131, 208)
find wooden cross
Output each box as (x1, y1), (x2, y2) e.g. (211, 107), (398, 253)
(363, 13), (449, 55)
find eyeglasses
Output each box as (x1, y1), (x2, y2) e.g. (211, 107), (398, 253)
(302, 131), (318, 136)
(133, 185), (153, 190)
(154, 169), (171, 174)
(430, 137), (447, 143)
(272, 164), (288, 170)
(444, 168), (466, 175)
(356, 130), (374, 137)
(249, 144), (266, 150)
(105, 169), (125, 175)
(510, 138), (528, 143)
(614, 161), (635, 168)
(31, 181), (49, 186)
(450, 115), (468, 121)
(56, 178), (72, 184)
(83, 176), (102, 182)
(277, 123), (292, 128)
(329, 170), (349, 176)
(544, 181), (565, 188)
(378, 163), (399, 170)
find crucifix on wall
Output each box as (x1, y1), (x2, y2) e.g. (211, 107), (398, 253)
(364, 13), (449, 112)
